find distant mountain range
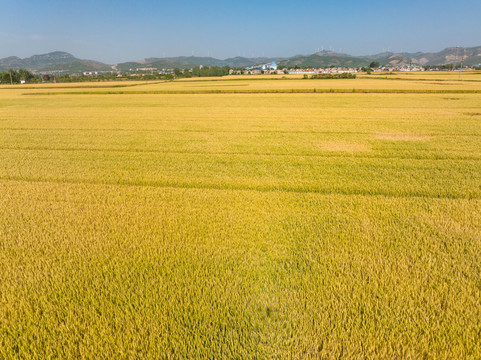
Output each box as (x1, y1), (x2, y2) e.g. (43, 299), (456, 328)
(279, 51), (368, 68)
(1, 46), (481, 73)
(0, 51), (113, 72)
(278, 47), (481, 68)
(115, 56), (283, 72)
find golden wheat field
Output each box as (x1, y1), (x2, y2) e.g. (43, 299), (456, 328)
(1, 73), (481, 359)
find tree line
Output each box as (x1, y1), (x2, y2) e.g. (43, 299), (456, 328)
(0, 66), (232, 84)
(306, 73), (356, 79)
(0, 69), (36, 84)
(177, 66), (231, 78)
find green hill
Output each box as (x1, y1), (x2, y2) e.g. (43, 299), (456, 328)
(280, 54), (368, 68)
(40, 60), (113, 73)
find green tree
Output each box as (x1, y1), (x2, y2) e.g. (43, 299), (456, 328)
(0, 72), (9, 83)
(192, 66), (201, 77)
(1, 69), (21, 84)
(18, 69), (35, 82)
(369, 61), (380, 68)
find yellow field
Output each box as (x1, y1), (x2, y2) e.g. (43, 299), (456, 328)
(1, 74), (481, 359)
(3, 71), (481, 95)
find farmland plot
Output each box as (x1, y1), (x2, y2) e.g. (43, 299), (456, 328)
(1, 75), (480, 359)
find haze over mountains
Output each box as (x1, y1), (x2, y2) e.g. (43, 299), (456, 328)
(1, 46), (480, 73)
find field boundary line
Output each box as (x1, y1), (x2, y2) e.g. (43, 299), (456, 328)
(0, 176), (479, 200)
(22, 89), (481, 95)
(0, 81), (167, 90)
(365, 76), (481, 83)
(2, 128), (481, 137)
(1, 146), (481, 161)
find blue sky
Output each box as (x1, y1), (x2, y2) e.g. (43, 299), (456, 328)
(1, 0), (480, 63)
